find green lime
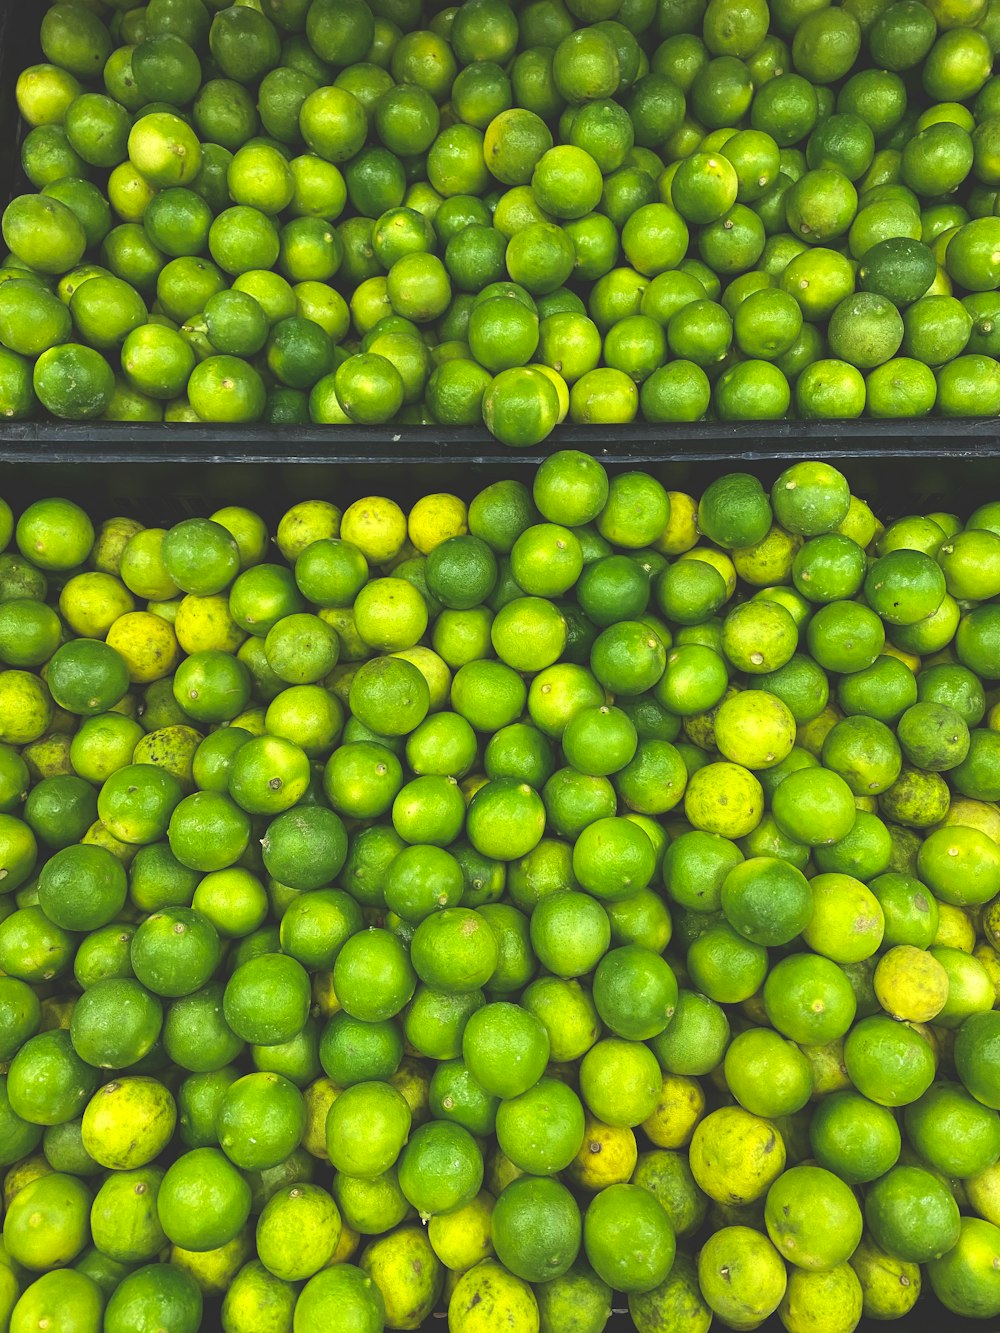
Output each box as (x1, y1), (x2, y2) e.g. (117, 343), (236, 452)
(593, 944), (677, 1040)
(329, 926), (414, 1023)
(765, 1164), (863, 1272)
(720, 853), (812, 946)
(865, 1163), (961, 1264)
(101, 1263), (201, 1333)
(397, 1119), (483, 1218)
(491, 1176), (582, 1285)
(294, 1266), (384, 1333)
(584, 1183), (675, 1295)
(698, 472), (773, 549)
(223, 952), (311, 1048)
(844, 1015), (936, 1107)
(697, 1224), (787, 1326)
(3, 1171), (93, 1270)
(724, 1026), (813, 1117)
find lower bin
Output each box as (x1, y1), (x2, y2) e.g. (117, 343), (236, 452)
(0, 443), (995, 1332)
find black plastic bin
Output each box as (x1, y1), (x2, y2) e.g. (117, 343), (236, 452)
(2, 0), (1000, 478)
(1, 462), (997, 1333)
(1, 4), (1000, 1331)
(0, 444), (993, 1333)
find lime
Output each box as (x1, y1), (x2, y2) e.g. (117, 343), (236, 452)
(323, 1079), (411, 1183)
(808, 1091), (902, 1194)
(553, 26), (622, 104)
(396, 1119), (483, 1219)
(300, 85), (367, 164)
(528, 890), (609, 980)
(100, 1263), (202, 1333)
(11, 1270), (103, 1333)
(697, 472), (771, 550)
(689, 1105), (786, 1209)
(762, 956), (856, 1056)
(457, 1000), (549, 1103)
(332, 927), (415, 1023)
(697, 1225), (787, 1327)
(927, 1216), (1000, 1319)
(864, 1163), (962, 1265)
(223, 953), (311, 1048)
(903, 1080), (1000, 1181)
(591, 944), (677, 1041)
(447, 1259), (539, 1332)
(584, 1183), (675, 1296)
(3, 1171), (92, 1269)
(841, 1013), (937, 1109)
(670, 152), (737, 225)
(764, 1163), (864, 1272)
(3, 193), (87, 276)
(724, 1026), (813, 1118)
(720, 850), (812, 945)
(704, 0), (769, 54)
(7, 1026), (97, 1129)
(489, 1175), (582, 1285)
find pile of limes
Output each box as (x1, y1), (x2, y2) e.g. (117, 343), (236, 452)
(0, 453), (999, 1333)
(4, 0), (1000, 443)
